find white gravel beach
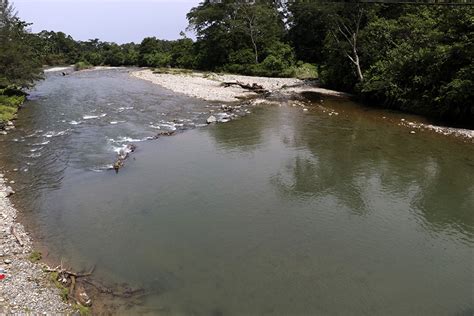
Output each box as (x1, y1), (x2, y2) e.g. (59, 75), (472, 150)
(131, 69), (350, 102)
(0, 175), (73, 314)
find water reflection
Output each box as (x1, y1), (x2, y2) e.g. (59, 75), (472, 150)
(268, 100), (474, 237)
(208, 106), (271, 153)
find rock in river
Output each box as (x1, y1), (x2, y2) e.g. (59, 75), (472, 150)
(207, 115), (217, 124)
(5, 186), (15, 197)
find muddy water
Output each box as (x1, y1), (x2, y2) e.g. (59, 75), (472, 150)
(0, 69), (473, 315)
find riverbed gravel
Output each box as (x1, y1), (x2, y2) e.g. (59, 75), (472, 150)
(131, 69), (350, 102)
(0, 175), (73, 314)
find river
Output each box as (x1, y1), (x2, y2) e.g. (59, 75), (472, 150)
(1, 68), (473, 315)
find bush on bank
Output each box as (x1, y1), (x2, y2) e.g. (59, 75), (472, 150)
(74, 61), (93, 71)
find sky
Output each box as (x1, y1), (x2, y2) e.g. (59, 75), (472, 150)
(13, 0), (202, 43)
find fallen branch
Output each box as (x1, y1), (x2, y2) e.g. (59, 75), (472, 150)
(65, 265), (96, 278)
(221, 81), (268, 94)
(69, 275), (76, 298)
(84, 279), (146, 299)
(45, 263), (95, 279)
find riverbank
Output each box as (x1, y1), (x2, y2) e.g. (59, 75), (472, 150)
(0, 175), (73, 314)
(131, 69), (350, 103)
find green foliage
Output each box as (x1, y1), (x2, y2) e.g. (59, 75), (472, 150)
(292, 62), (318, 80)
(0, 0), (43, 89)
(0, 104), (17, 122)
(288, 2), (329, 63)
(357, 6), (473, 123)
(289, 3), (473, 125)
(143, 52), (172, 68)
(187, 0), (286, 70)
(48, 271), (69, 301)
(74, 61), (93, 71)
(83, 51), (104, 66)
(0, 93), (24, 122)
(29, 251), (42, 262)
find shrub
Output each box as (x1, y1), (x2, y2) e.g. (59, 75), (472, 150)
(0, 94), (25, 122)
(292, 62), (318, 79)
(74, 61), (93, 71)
(0, 104), (18, 122)
(143, 52), (172, 68)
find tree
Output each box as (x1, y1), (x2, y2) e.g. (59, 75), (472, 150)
(287, 1), (328, 64)
(231, 1), (283, 64)
(0, 0), (42, 89)
(326, 4), (365, 82)
(187, 0), (287, 72)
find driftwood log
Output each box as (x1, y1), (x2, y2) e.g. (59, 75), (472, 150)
(221, 81), (268, 94)
(46, 261), (147, 311)
(45, 263), (95, 278)
(45, 263), (96, 306)
(10, 226), (24, 247)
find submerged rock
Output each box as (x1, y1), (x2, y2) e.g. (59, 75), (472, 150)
(207, 115), (217, 124)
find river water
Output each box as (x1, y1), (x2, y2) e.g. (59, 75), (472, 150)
(1, 68), (473, 315)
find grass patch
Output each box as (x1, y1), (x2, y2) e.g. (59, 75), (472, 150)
(48, 271), (69, 301)
(0, 105), (17, 122)
(0, 95), (25, 123)
(29, 251), (42, 262)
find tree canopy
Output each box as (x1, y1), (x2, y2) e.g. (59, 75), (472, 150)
(0, 0), (42, 89)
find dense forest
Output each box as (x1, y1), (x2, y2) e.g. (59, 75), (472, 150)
(0, 0), (473, 126)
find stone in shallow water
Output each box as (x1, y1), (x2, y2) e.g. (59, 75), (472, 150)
(207, 115), (217, 124)
(5, 187), (15, 197)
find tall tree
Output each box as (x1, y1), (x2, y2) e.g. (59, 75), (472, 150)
(327, 4), (365, 82)
(187, 0), (285, 70)
(0, 0), (43, 89)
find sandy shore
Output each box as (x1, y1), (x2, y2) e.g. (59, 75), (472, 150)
(0, 175), (73, 314)
(43, 66), (73, 73)
(131, 69), (350, 102)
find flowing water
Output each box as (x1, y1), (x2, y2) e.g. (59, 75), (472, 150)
(0, 68), (473, 315)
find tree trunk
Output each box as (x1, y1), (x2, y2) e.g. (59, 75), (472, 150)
(352, 35), (363, 81)
(248, 20), (258, 64)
